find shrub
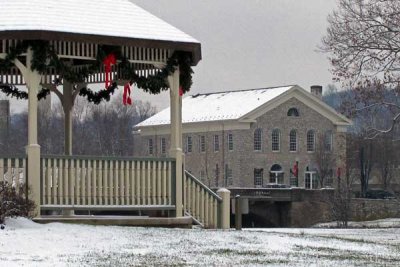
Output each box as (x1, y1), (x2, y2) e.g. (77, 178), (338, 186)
(0, 181), (36, 224)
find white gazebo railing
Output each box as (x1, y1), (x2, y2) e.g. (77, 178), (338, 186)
(40, 156), (176, 210)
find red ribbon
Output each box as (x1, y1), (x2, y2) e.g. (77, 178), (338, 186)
(103, 54), (116, 89)
(123, 83), (132, 105)
(179, 86), (184, 96)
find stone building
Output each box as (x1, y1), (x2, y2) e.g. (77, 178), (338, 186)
(133, 85), (352, 189)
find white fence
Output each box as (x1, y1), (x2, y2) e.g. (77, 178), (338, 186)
(40, 156), (176, 208)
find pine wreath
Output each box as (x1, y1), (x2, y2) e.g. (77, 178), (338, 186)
(0, 40), (193, 104)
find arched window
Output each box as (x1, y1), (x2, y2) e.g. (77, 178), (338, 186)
(254, 128), (262, 151)
(306, 130), (315, 152)
(270, 164), (284, 184)
(272, 129), (280, 151)
(287, 108), (299, 117)
(324, 131), (333, 152)
(289, 129), (297, 152)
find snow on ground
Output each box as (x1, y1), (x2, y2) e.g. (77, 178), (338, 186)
(1, 218), (400, 266)
(314, 218), (400, 229)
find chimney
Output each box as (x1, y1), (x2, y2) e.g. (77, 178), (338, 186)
(310, 85), (323, 100)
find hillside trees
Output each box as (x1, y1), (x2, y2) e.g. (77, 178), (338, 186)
(321, 0), (400, 137)
(0, 92), (156, 157)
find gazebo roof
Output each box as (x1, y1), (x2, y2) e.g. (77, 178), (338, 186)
(0, 0), (201, 64)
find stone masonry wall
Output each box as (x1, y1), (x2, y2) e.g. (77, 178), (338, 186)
(351, 198), (400, 221)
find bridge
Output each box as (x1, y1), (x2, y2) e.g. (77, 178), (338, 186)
(227, 187), (335, 228)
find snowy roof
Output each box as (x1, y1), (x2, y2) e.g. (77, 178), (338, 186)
(0, 0), (201, 63)
(136, 85), (295, 127)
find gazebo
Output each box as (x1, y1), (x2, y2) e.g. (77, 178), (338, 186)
(0, 0), (229, 228)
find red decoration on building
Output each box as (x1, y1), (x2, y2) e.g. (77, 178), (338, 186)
(292, 161), (298, 177)
(123, 83), (132, 105)
(103, 54), (116, 89)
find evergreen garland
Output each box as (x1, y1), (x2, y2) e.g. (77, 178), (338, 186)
(0, 40), (193, 103)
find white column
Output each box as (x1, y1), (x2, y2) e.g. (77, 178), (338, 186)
(168, 67), (183, 217)
(24, 48), (42, 217)
(217, 188), (231, 229)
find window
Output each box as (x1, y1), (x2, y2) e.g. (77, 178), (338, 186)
(199, 135), (206, 152)
(254, 168), (263, 187)
(270, 164), (284, 184)
(287, 108), (299, 117)
(272, 129), (280, 151)
(254, 128), (262, 151)
(215, 164), (220, 187)
(289, 129), (297, 152)
(305, 170), (319, 189)
(307, 130), (315, 152)
(225, 165), (233, 186)
(213, 135), (220, 152)
(227, 133), (234, 151)
(186, 136), (193, 153)
(324, 131), (333, 152)
(160, 138), (166, 155)
(148, 139), (153, 155)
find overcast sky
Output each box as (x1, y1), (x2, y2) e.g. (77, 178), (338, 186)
(4, 0), (338, 112)
(130, 0), (338, 109)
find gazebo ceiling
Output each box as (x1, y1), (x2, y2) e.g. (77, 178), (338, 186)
(0, 0), (201, 65)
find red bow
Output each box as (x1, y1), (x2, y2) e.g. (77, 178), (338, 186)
(103, 54), (116, 89)
(179, 86), (184, 96)
(292, 162), (298, 177)
(123, 83), (132, 105)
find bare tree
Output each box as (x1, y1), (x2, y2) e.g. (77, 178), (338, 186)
(314, 133), (336, 188)
(375, 134), (398, 190)
(321, 0), (400, 136)
(2, 92), (157, 157)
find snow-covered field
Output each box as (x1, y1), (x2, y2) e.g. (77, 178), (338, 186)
(1, 218), (400, 266)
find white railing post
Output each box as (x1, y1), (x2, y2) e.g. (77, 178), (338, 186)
(217, 188), (231, 229)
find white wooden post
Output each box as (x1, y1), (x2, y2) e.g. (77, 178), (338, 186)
(23, 48), (42, 217)
(168, 67), (183, 217)
(217, 188), (231, 229)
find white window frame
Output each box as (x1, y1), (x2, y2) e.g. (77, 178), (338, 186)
(213, 135), (219, 152)
(254, 168), (263, 187)
(272, 129), (280, 152)
(227, 133), (234, 151)
(306, 130), (315, 152)
(160, 138), (166, 155)
(324, 131), (333, 152)
(199, 135), (206, 153)
(186, 136), (193, 153)
(148, 138), (154, 155)
(254, 128), (262, 151)
(305, 171), (318, 189)
(225, 166), (233, 186)
(269, 171), (284, 184)
(289, 129), (297, 152)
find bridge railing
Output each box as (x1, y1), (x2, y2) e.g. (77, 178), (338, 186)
(40, 155), (175, 208)
(0, 156), (27, 187)
(184, 171), (223, 228)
